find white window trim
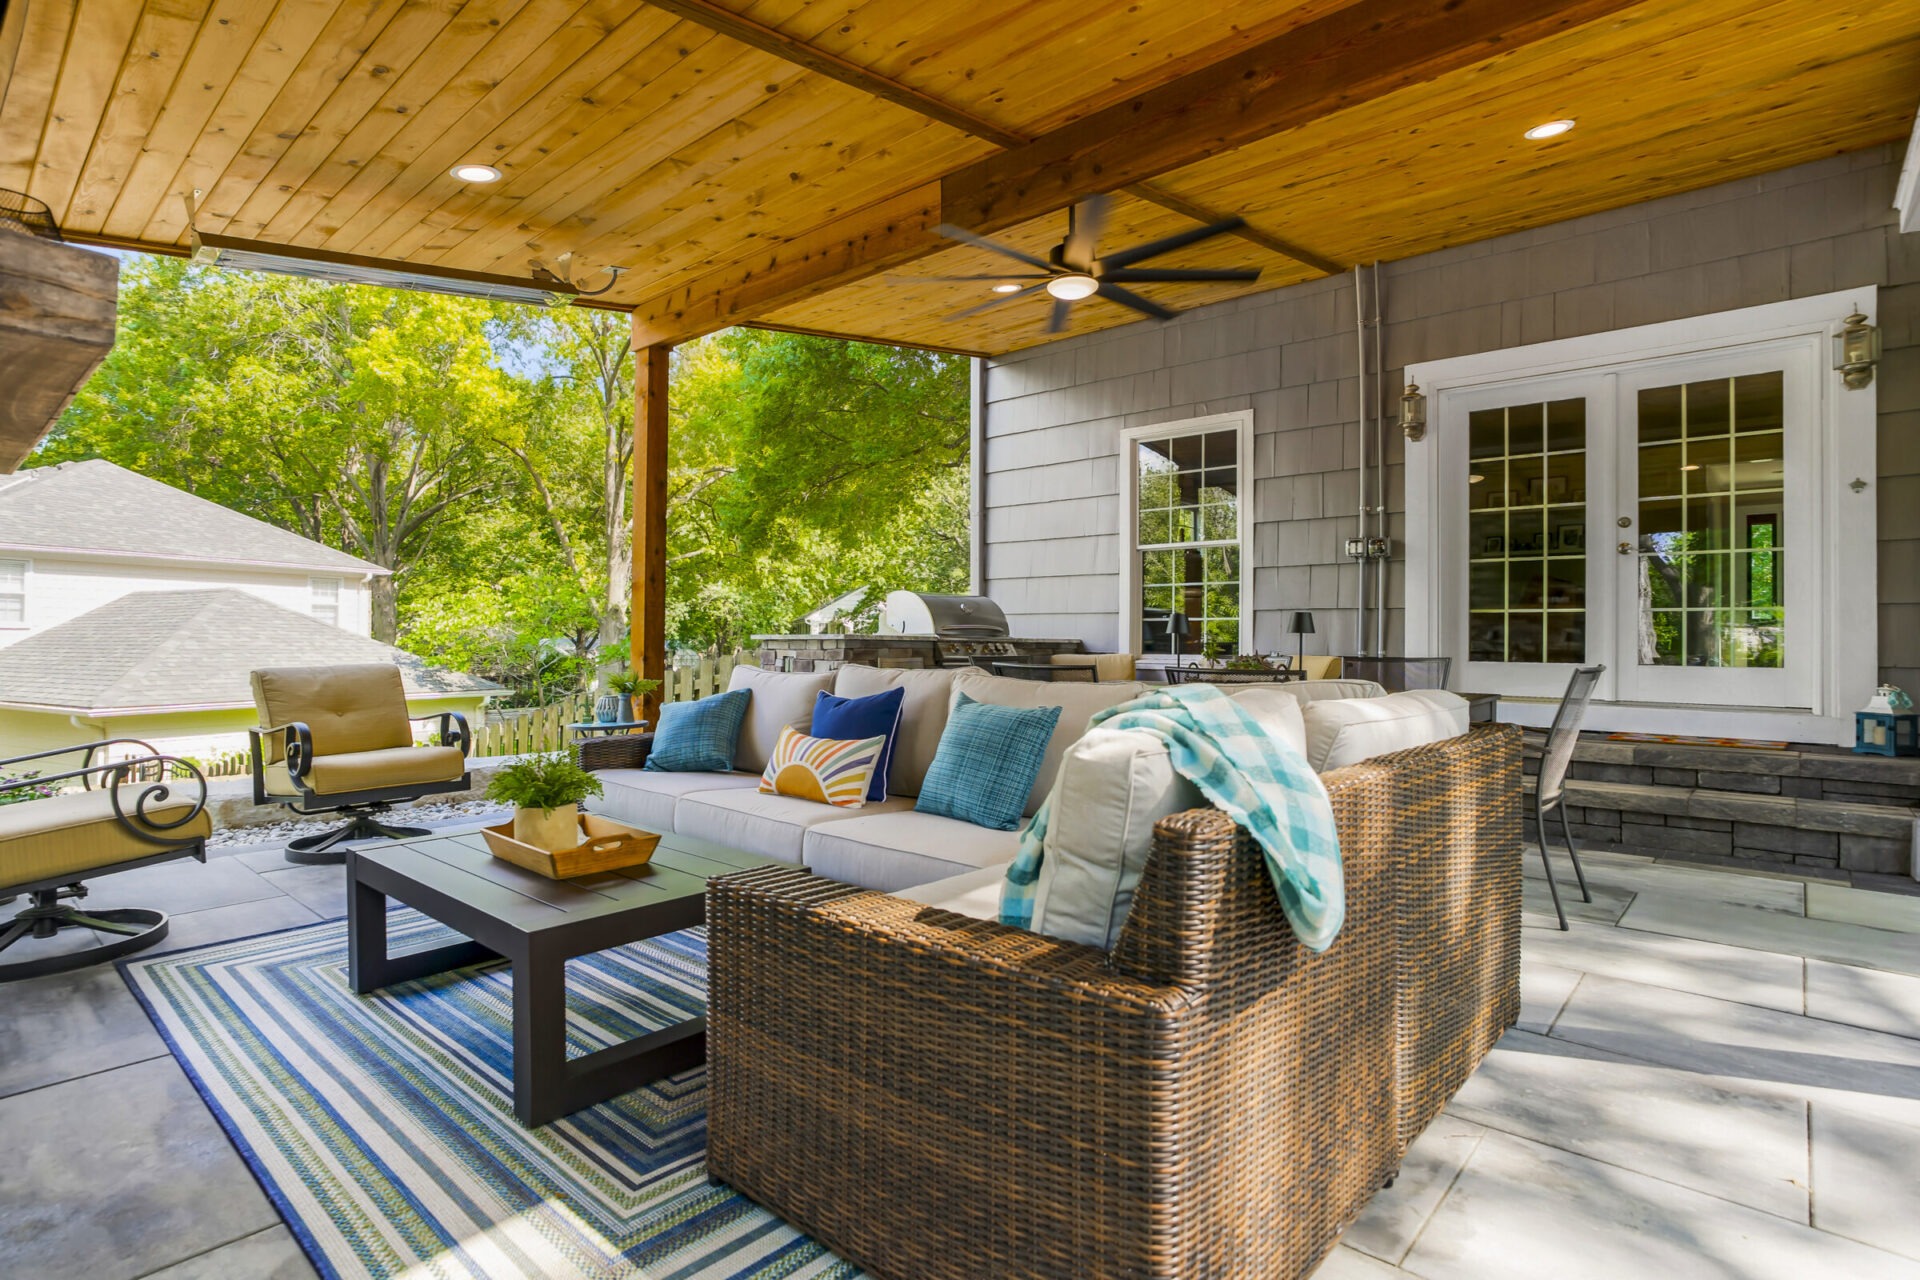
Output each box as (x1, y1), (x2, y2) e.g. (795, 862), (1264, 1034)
(0, 557), (27, 629)
(1118, 410), (1255, 664)
(1404, 288), (1877, 745)
(310, 575), (342, 626)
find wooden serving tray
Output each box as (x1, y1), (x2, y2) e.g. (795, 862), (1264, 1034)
(482, 814), (661, 879)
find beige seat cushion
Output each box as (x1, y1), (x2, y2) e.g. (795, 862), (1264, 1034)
(263, 745), (466, 798)
(802, 809), (1024, 891)
(1302, 690), (1471, 772)
(727, 666), (836, 775)
(891, 863), (1010, 921)
(947, 668), (1147, 817)
(831, 665), (959, 797)
(585, 768), (759, 833)
(675, 788), (914, 865)
(1, 789), (211, 887)
(251, 664), (411, 760)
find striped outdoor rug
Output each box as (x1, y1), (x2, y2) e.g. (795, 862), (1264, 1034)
(121, 914), (862, 1280)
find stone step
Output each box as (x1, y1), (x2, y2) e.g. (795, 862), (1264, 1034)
(1522, 730), (1920, 808)
(1525, 776), (1918, 839)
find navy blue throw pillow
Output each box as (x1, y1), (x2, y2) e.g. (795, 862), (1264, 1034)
(811, 687), (906, 802)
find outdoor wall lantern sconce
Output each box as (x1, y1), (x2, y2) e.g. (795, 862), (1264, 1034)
(1833, 310), (1879, 390)
(1400, 381), (1428, 441)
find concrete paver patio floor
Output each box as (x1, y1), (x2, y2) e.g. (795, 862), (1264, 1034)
(3, 823), (1918, 1279)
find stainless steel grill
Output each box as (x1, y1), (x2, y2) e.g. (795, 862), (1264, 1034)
(879, 591), (1020, 667)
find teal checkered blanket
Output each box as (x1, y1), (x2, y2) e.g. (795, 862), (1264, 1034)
(999, 683), (1344, 952)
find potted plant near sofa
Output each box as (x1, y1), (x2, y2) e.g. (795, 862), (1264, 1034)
(603, 670), (660, 723)
(486, 752), (605, 852)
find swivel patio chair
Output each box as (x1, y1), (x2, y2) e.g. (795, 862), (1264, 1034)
(0, 741), (210, 980)
(1535, 664), (1604, 930)
(248, 663), (471, 864)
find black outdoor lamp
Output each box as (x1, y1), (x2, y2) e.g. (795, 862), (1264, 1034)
(1288, 611), (1316, 663)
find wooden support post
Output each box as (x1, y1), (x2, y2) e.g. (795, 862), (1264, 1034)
(631, 334), (671, 725)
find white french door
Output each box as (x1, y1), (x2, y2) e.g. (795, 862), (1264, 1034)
(1438, 340), (1823, 710)
(1610, 344), (1817, 708)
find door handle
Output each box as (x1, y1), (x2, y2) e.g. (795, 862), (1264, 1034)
(1618, 541), (1633, 555)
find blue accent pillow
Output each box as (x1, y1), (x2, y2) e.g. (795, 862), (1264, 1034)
(915, 694), (1062, 832)
(644, 688), (751, 773)
(812, 687), (905, 802)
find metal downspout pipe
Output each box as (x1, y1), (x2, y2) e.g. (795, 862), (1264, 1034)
(1353, 267), (1369, 656)
(1374, 262), (1387, 657)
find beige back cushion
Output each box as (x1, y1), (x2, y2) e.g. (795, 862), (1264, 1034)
(1050, 653), (1137, 681)
(948, 668), (1147, 817)
(1269, 678), (1389, 705)
(1295, 655), (1345, 681)
(250, 665), (412, 761)
(1302, 689), (1470, 772)
(1225, 686), (1309, 756)
(727, 665), (836, 774)
(831, 665), (959, 797)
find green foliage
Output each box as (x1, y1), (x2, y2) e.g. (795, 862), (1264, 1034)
(605, 670), (658, 697)
(42, 258), (971, 699)
(485, 752), (604, 811)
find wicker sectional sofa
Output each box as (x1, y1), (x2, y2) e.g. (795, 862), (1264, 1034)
(701, 724), (1522, 1280)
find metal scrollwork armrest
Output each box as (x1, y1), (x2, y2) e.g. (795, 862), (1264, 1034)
(249, 722), (315, 781)
(409, 711), (471, 756)
(107, 755), (210, 847)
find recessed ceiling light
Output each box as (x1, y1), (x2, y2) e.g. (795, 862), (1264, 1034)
(992, 283), (1022, 294)
(1680, 463), (1702, 471)
(1524, 119), (1576, 141)
(1045, 273), (1099, 301)
(450, 163), (501, 183)
(1468, 473), (1485, 484)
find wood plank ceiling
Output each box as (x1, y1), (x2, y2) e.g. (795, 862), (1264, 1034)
(2, 0), (1916, 357)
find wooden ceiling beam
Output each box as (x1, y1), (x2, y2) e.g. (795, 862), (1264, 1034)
(639, 0), (1344, 274)
(940, 0), (1647, 234)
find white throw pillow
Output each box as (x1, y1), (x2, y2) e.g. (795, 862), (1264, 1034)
(1031, 728), (1203, 950)
(948, 669), (1147, 817)
(1302, 690), (1470, 772)
(1226, 686), (1309, 755)
(831, 665), (959, 796)
(727, 666), (835, 775)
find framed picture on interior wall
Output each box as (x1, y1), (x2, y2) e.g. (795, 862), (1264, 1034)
(1482, 535), (1505, 555)
(1554, 524), (1585, 552)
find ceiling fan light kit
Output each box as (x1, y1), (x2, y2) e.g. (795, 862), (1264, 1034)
(915, 194), (1263, 334)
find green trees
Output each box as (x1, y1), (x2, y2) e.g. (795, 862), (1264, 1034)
(41, 257), (969, 698)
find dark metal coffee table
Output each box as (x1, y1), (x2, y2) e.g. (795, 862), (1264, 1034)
(346, 828), (786, 1127)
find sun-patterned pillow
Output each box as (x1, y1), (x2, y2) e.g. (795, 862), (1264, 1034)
(757, 724), (889, 808)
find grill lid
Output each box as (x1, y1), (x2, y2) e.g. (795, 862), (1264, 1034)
(879, 591), (1009, 638)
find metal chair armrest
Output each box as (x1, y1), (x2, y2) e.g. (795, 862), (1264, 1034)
(408, 711), (471, 756)
(247, 722), (315, 783)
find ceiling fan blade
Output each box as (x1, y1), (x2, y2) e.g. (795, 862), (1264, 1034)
(1094, 281), (1177, 321)
(934, 223), (1055, 272)
(1099, 267), (1263, 283)
(886, 273), (1053, 284)
(1062, 195), (1110, 272)
(1046, 298), (1074, 334)
(942, 281), (1049, 323)
(1101, 217), (1246, 269)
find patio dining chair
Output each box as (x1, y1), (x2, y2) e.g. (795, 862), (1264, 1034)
(1535, 665), (1604, 930)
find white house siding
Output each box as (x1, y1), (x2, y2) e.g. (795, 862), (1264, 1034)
(0, 555), (374, 648)
(982, 146), (1919, 691)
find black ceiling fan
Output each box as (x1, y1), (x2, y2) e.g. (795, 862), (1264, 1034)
(893, 194), (1261, 333)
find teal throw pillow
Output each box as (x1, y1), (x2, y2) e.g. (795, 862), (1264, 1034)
(645, 688), (751, 773)
(915, 694), (1062, 831)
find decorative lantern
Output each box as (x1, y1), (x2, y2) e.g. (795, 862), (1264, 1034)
(1833, 310), (1880, 390)
(1855, 685), (1919, 755)
(1400, 382), (1428, 442)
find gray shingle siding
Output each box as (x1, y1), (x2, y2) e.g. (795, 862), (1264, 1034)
(983, 145), (1919, 687)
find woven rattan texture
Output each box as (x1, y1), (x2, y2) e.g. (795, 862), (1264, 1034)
(705, 725), (1520, 1279)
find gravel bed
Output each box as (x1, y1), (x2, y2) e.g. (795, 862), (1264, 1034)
(208, 800), (512, 850)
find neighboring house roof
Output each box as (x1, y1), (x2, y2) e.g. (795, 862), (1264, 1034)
(0, 589), (502, 716)
(0, 459), (387, 575)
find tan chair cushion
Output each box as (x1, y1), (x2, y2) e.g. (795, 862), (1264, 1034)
(251, 664), (412, 762)
(1295, 655), (1344, 681)
(0, 789), (210, 887)
(264, 745), (466, 798)
(1051, 653), (1138, 681)
(830, 665), (960, 798)
(726, 665), (836, 775)
(947, 668), (1148, 817)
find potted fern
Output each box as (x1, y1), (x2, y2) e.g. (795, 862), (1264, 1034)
(604, 670), (661, 723)
(486, 752), (605, 852)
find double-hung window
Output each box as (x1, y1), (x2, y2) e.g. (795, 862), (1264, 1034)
(310, 577), (341, 627)
(1122, 412), (1251, 659)
(0, 559), (24, 626)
